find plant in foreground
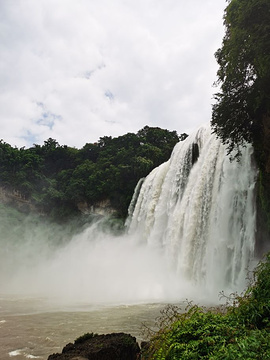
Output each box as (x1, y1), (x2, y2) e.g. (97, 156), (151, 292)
(143, 253), (270, 359)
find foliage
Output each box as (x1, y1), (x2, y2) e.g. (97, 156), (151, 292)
(144, 253), (270, 359)
(0, 126), (185, 221)
(211, 0), (270, 159)
(226, 253), (270, 330)
(74, 332), (98, 344)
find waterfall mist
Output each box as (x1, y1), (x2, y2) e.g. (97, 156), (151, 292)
(0, 214), (187, 305)
(0, 124), (258, 306)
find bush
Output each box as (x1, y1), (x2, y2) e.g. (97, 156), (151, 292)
(74, 332), (97, 344)
(144, 253), (270, 359)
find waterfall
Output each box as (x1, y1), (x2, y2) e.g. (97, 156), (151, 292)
(127, 124), (258, 294)
(0, 124), (258, 304)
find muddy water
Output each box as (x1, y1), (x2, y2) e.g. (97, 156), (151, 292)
(0, 295), (167, 360)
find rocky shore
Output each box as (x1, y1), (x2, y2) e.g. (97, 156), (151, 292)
(47, 332), (145, 360)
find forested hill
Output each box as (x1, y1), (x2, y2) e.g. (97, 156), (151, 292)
(0, 126), (187, 221)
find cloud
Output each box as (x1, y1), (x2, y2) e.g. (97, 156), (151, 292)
(0, 0), (226, 148)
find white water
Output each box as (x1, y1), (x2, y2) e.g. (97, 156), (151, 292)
(0, 124), (258, 306)
(128, 124), (258, 297)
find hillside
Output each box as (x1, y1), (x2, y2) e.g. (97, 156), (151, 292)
(0, 126), (187, 221)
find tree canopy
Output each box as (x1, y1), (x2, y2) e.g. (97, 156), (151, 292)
(211, 0), (270, 158)
(0, 126), (187, 221)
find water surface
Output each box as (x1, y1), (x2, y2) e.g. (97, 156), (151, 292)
(0, 295), (165, 360)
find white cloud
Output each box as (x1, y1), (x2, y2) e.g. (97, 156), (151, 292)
(0, 0), (226, 148)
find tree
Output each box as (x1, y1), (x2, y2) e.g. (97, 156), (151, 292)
(137, 126), (182, 163)
(211, 0), (270, 159)
(0, 126), (186, 220)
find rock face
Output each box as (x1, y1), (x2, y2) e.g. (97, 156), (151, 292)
(77, 199), (117, 216)
(262, 114), (270, 174)
(47, 333), (141, 360)
(255, 113), (270, 254)
(0, 187), (36, 213)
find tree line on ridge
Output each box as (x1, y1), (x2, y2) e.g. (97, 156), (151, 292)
(0, 126), (187, 221)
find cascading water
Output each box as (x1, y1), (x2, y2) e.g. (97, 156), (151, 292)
(127, 124), (258, 296)
(0, 125), (259, 360)
(0, 124), (258, 305)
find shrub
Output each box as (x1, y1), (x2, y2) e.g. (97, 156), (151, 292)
(144, 253), (270, 359)
(74, 332), (97, 344)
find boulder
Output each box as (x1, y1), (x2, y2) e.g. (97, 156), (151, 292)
(47, 332), (140, 360)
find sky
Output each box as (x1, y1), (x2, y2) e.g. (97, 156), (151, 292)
(0, 0), (226, 149)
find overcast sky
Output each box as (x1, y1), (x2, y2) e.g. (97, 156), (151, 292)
(0, 0), (226, 149)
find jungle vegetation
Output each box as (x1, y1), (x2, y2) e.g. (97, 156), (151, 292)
(211, 0), (270, 161)
(0, 126), (187, 221)
(143, 253), (270, 359)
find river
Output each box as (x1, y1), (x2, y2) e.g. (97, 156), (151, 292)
(0, 295), (166, 360)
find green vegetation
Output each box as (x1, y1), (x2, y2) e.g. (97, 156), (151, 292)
(143, 254), (270, 359)
(75, 332), (98, 344)
(0, 126), (187, 221)
(211, 0), (270, 159)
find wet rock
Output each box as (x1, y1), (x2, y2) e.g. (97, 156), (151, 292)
(47, 332), (140, 360)
(140, 341), (152, 360)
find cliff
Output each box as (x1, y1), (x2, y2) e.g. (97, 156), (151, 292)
(0, 186), (36, 213)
